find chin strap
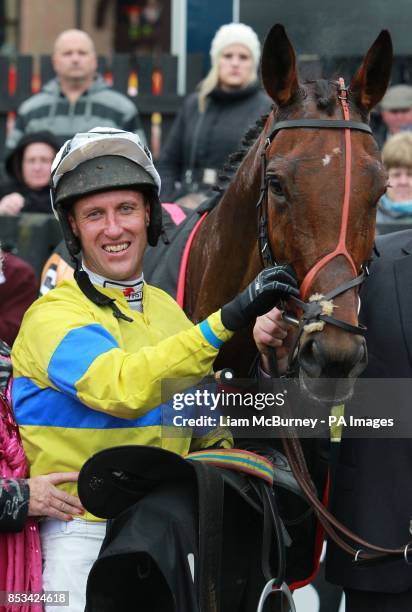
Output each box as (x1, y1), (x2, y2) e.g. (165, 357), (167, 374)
(73, 259), (133, 323)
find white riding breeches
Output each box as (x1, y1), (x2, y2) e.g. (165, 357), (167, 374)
(40, 518), (107, 612)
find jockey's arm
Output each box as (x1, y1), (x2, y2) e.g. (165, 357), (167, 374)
(12, 302), (233, 420)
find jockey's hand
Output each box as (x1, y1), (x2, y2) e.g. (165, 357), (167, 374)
(253, 307), (294, 375)
(27, 472), (85, 521)
(221, 265), (299, 331)
(0, 192), (25, 216)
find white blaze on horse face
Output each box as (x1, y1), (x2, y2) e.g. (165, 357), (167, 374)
(322, 147), (341, 166)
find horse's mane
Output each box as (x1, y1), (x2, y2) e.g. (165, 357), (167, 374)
(214, 110), (272, 193)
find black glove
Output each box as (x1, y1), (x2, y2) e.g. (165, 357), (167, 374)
(221, 265), (299, 331)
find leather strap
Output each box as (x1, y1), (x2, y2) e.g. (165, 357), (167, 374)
(176, 212), (209, 308)
(191, 461), (223, 612)
(269, 118), (372, 138)
(289, 272), (367, 336)
(300, 78), (358, 299)
(282, 429), (412, 563)
(74, 269), (133, 323)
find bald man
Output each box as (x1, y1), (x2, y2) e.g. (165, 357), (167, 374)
(52, 29), (98, 102)
(6, 29), (145, 151)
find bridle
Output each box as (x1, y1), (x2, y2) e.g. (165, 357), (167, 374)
(256, 79), (412, 568)
(257, 78), (371, 342)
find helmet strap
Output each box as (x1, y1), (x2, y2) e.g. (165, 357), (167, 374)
(73, 261), (133, 323)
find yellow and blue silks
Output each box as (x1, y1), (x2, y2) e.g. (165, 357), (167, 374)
(12, 280), (232, 519)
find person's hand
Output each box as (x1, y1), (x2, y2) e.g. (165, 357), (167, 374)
(0, 192), (25, 215)
(27, 472), (85, 521)
(221, 265), (299, 331)
(253, 307), (295, 375)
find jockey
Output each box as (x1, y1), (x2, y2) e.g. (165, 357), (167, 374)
(11, 127), (298, 612)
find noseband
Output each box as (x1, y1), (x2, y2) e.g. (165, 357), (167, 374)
(257, 79), (372, 338)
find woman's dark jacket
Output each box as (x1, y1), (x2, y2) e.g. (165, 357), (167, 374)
(157, 82), (271, 201)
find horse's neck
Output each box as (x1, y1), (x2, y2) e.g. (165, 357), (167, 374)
(215, 138), (263, 257)
(187, 142), (263, 318)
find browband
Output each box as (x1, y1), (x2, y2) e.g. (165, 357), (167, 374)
(269, 119), (372, 140)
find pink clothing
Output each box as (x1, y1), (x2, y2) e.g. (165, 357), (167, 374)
(0, 378), (42, 611)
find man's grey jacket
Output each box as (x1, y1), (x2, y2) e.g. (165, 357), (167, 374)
(6, 74), (145, 151)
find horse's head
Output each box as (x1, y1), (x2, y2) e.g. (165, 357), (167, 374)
(260, 25), (392, 402)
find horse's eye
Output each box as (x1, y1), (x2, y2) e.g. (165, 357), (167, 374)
(268, 177), (284, 197)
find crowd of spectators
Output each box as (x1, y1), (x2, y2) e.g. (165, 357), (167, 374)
(377, 131), (412, 226)
(1, 26), (412, 297)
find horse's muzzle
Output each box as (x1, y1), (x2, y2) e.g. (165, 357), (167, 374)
(298, 336), (367, 403)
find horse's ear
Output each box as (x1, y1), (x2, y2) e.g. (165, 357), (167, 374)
(350, 30), (393, 112)
(261, 24), (299, 107)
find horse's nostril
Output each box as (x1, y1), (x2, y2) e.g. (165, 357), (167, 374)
(312, 340), (325, 368)
(300, 338), (367, 379)
(299, 339), (322, 377)
(348, 340), (368, 378)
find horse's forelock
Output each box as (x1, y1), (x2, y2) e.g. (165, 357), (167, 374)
(313, 79), (337, 114)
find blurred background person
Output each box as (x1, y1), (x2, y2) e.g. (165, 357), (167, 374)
(377, 131), (412, 228)
(0, 131), (58, 215)
(373, 84), (412, 148)
(157, 22), (271, 208)
(6, 29), (145, 153)
(0, 244), (37, 346)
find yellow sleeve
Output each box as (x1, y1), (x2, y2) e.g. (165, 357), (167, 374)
(13, 293), (233, 420)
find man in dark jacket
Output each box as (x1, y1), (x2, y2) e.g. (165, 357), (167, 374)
(253, 229), (412, 611)
(6, 29), (144, 152)
(325, 228), (412, 611)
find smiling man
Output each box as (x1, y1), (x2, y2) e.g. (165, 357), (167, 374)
(69, 189), (149, 282)
(10, 128), (298, 611)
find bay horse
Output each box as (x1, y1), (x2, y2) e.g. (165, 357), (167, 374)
(185, 24), (393, 404)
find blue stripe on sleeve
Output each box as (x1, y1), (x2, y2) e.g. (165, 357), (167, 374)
(47, 324), (119, 397)
(12, 377), (162, 429)
(198, 320), (224, 350)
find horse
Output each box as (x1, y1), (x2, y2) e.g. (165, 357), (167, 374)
(184, 24), (393, 404)
(78, 27), (400, 609)
(183, 23), (412, 578)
